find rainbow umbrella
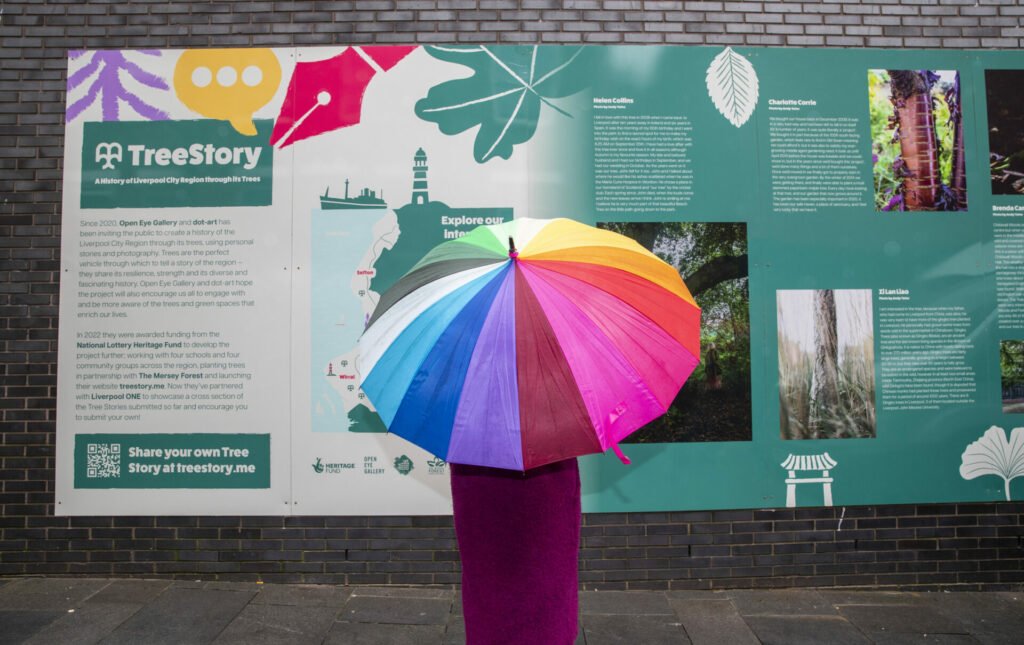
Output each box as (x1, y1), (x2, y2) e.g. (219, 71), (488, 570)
(357, 217), (700, 471)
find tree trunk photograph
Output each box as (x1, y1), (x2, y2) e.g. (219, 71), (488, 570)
(778, 289), (876, 440)
(869, 69), (967, 212)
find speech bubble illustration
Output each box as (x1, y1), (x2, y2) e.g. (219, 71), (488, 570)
(174, 49), (282, 136)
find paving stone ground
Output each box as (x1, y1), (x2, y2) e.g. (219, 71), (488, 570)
(0, 578), (1020, 645)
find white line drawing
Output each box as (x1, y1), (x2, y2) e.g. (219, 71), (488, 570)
(781, 453), (837, 508)
(706, 47), (759, 128)
(960, 425), (1023, 501)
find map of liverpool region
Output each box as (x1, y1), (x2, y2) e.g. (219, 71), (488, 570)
(311, 148), (513, 433)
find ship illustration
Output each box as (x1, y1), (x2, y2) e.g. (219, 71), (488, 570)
(320, 178), (387, 210)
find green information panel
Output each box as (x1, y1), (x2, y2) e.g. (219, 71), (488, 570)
(57, 45), (1024, 515)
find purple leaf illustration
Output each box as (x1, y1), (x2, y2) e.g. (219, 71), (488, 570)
(66, 50), (171, 123)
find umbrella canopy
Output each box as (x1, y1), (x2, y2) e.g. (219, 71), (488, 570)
(356, 217), (701, 471)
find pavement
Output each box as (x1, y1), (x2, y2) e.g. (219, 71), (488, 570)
(0, 578), (1022, 644)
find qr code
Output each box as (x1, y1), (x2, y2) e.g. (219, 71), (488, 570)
(86, 443), (121, 478)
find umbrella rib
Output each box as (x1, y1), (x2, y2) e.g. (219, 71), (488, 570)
(518, 263), (675, 452)
(520, 258), (699, 355)
(524, 248), (691, 301)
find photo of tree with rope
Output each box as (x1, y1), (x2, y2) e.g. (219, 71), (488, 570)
(598, 221), (751, 443)
(777, 289), (876, 440)
(869, 69), (967, 212)
(986, 70), (1024, 196)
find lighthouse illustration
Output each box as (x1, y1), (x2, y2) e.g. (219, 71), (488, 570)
(411, 147), (429, 205)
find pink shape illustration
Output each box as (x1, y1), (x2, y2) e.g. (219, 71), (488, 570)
(270, 46), (416, 149)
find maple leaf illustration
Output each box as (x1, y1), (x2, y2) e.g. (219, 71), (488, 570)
(270, 46), (416, 148)
(415, 45), (589, 163)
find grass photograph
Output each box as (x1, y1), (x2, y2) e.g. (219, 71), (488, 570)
(777, 289), (876, 440)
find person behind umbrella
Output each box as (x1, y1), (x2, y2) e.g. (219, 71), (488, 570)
(357, 218), (702, 643)
(451, 458), (581, 644)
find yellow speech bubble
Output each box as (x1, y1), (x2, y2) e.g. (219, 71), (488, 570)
(174, 49), (281, 136)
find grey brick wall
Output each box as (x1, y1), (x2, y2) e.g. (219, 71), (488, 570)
(2, 0), (1024, 589)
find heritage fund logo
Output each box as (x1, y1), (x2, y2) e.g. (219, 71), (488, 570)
(81, 119), (273, 209)
(312, 457), (356, 474)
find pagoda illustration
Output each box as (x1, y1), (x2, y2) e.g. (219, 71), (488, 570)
(781, 453), (837, 508)
(320, 178), (387, 210)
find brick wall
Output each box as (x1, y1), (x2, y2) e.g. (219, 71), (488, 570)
(2, 0), (1023, 589)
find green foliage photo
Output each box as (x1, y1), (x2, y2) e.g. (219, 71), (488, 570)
(599, 221), (751, 443)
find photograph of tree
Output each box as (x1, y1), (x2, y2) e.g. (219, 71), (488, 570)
(869, 69), (967, 211)
(986, 70), (1024, 196)
(777, 289), (876, 440)
(1002, 340), (1024, 414)
(598, 221), (751, 443)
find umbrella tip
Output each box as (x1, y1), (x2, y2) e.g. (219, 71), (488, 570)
(508, 236), (518, 259)
(611, 443), (631, 466)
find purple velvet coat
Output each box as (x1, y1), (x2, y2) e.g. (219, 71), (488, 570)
(451, 459), (581, 645)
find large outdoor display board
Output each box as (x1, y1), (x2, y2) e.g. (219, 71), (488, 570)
(57, 45), (1024, 515)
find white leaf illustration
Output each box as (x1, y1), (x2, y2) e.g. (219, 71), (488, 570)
(959, 425), (1024, 501)
(705, 47), (759, 128)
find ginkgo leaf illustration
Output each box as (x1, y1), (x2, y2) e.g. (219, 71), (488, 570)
(415, 45), (588, 163)
(706, 47), (759, 128)
(959, 425), (1024, 501)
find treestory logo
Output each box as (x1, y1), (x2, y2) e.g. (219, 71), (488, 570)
(81, 119), (274, 209)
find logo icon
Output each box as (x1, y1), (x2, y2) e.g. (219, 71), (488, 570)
(427, 457), (447, 475)
(393, 455), (414, 476)
(312, 457), (324, 474)
(95, 142), (122, 170)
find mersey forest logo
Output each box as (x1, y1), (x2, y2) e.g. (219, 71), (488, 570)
(426, 457), (447, 475)
(95, 142), (122, 170)
(393, 455), (414, 476)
